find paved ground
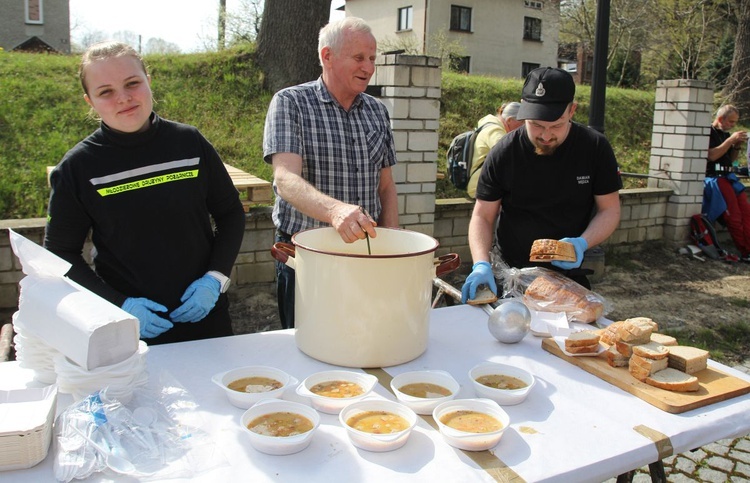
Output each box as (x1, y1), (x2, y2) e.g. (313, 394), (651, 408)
(603, 360), (750, 483)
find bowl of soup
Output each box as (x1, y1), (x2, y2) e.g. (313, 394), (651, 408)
(389, 370), (460, 415)
(469, 362), (535, 406)
(296, 370), (378, 414)
(339, 399), (418, 452)
(240, 399), (320, 455)
(212, 366), (297, 409)
(432, 398), (510, 451)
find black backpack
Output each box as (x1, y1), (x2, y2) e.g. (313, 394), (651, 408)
(689, 213), (737, 262)
(446, 122), (499, 190)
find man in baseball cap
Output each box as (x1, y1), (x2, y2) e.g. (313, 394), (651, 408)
(516, 67), (576, 122)
(461, 66), (622, 303)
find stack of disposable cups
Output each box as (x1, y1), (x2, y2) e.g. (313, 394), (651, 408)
(53, 341), (149, 403)
(12, 311), (58, 384)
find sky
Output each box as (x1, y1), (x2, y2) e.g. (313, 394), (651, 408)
(69, 0), (345, 53)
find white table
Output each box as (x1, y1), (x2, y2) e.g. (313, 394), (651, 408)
(2, 305), (750, 482)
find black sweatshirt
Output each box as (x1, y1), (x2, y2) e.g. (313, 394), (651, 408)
(45, 113), (245, 313)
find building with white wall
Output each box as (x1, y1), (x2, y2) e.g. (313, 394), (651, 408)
(343, 0), (559, 78)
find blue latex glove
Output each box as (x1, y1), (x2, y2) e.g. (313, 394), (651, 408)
(551, 237), (588, 270)
(461, 261), (498, 304)
(170, 275), (221, 323)
(122, 297), (173, 339)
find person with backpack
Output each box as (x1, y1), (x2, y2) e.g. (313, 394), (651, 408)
(703, 105), (750, 262)
(466, 102), (524, 198)
(461, 67), (622, 302)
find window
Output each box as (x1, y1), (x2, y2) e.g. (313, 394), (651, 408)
(524, 0), (544, 9)
(450, 5), (472, 32)
(398, 6), (413, 31)
(450, 55), (470, 73)
(25, 0), (43, 24)
(523, 17), (542, 41)
(522, 62), (540, 78)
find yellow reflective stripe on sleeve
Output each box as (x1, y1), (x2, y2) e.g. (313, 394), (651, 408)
(96, 169), (199, 196)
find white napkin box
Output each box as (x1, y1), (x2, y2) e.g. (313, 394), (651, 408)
(18, 276), (139, 371)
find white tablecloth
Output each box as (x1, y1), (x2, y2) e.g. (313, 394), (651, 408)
(2, 305), (750, 482)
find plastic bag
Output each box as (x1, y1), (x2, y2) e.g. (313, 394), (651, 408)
(489, 247), (612, 324)
(53, 370), (227, 482)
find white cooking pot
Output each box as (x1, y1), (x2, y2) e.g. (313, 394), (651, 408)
(271, 227), (459, 368)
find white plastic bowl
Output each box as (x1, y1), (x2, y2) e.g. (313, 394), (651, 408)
(339, 399), (418, 452)
(240, 399), (320, 455)
(389, 370), (459, 415)
(296, 370), (378, 414)
(469, 362), (535, 406)
(432, 398), (510, 451)
(212, 366), (298, 409)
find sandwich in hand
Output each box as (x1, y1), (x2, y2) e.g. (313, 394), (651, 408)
(529, 239), (577, 263)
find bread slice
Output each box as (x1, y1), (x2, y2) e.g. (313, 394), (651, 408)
(565, 330), (601, 348)
(466, 285), (498, 305)
(629, 354), (669, 381)
(650, 332), (678, 347)
(566, 343), (600, 354)
(529, 239), (577, 262)
(667, 346), (709, 374)
(606, 346), (629, 367)
(626, 317), (658, 332)
(617, 318), (654, 344)
(632, 341), (669, 360)
(645, 368), (700, 392)
(616, 339), (636, 358)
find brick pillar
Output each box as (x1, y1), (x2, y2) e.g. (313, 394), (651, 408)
(648, 79), (713, 243)
(373, 54), (442, 235)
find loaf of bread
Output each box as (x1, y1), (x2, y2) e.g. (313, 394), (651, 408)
(629, 354), (669, 381)
(529, 239), (577, 262)
(600, 321), (625, 346)
(632, 341), (669, 360)
(645, 368), (700, 392)
(606, 346), (629, 367)
(523, 272), (604, 323)
(667, 346), (709, 374)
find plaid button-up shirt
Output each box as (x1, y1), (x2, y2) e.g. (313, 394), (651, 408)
(263, 78), (397, 235)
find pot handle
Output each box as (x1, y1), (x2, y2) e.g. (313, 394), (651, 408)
(434, 253), (460, 277)
(271, 242), (296, 269)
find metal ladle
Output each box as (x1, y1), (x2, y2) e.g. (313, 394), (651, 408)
(70, 425), (138, 476)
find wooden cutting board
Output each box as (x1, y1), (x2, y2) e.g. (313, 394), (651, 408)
(541, 338), (750, 414)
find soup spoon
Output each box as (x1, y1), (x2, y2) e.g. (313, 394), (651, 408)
(70, 425), (138, 476)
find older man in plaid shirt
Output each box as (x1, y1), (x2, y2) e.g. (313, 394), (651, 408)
(263, 17), (399, 329)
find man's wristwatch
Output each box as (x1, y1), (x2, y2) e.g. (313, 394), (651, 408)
(207, 270), (231, 293)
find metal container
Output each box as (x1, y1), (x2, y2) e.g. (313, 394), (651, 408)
(271, 227), (459, 368)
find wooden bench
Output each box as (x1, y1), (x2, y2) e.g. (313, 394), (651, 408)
(223, 163), (273, 211)
(47, 164), (273, 211)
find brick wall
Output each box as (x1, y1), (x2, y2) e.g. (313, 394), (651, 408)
(0, 186), (676, 309)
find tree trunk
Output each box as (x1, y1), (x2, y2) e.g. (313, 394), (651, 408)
(219, 0), (226, 50)
(255, 0), (332, 93)
(723, 0), (750, 113)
